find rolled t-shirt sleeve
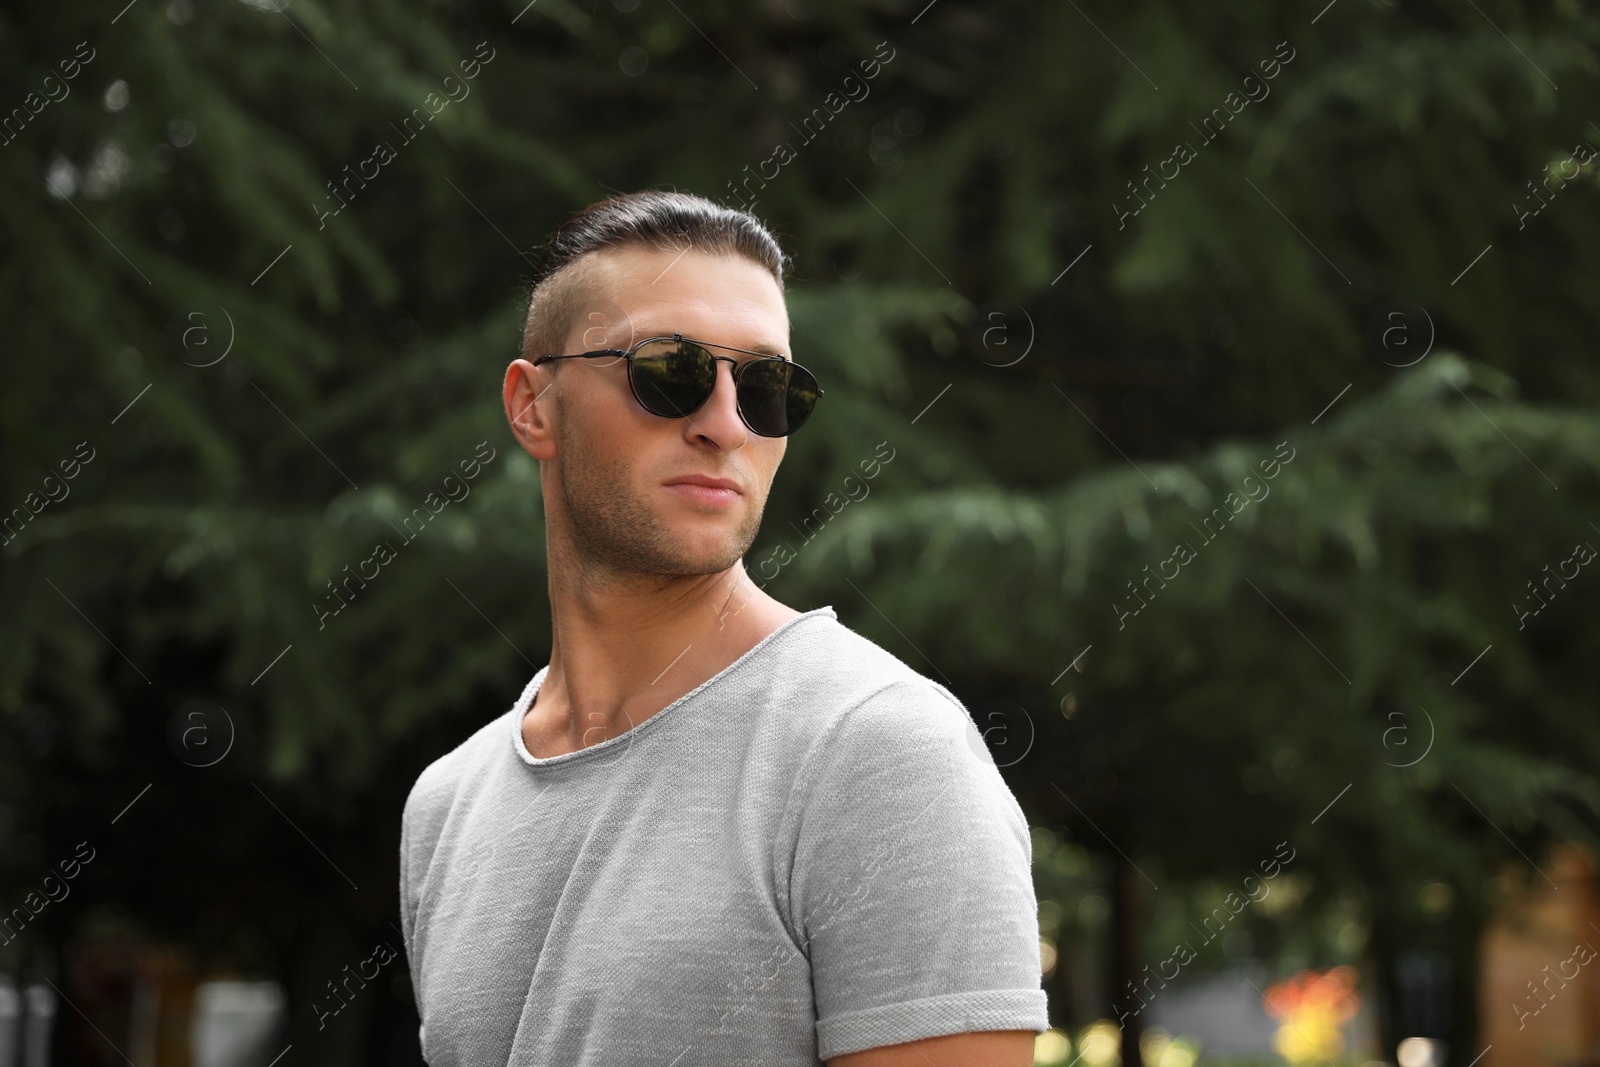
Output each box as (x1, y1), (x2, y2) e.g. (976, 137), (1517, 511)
(781, 680), (1049, 1061)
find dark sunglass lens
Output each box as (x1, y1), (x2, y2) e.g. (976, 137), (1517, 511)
(630, 340), (716, 418)
(738, 359), (819, 437)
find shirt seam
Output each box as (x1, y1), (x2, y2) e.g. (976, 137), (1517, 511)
(816, 987), (1050, 1058)
(817, 985), (1049, 1025)
(507, 605), (837, 770)
(769, 675), (935, 954)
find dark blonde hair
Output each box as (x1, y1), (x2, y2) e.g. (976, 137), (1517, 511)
(519, 190), (789, 364)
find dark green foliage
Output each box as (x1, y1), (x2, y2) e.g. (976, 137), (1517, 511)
(2, 1), (1598, 1062)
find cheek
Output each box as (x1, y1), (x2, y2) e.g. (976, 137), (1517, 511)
(752, 442), (785, 496)
(592, 408), (665, 491)
(563, 373), (640, 450)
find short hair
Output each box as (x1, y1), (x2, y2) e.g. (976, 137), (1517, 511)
(519, 190), (791, 364)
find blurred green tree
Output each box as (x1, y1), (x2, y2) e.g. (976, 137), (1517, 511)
(2, 2), (1598, 1065)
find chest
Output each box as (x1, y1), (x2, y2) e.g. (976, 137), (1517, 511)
(411, 775), (818, 1064)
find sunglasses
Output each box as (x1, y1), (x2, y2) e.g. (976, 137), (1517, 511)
(532, 334), (823, 438)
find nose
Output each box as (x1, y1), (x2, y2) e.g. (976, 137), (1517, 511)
(684, 356), (749, 452)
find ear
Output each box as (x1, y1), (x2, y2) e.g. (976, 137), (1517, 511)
(504, 358), (557, 460)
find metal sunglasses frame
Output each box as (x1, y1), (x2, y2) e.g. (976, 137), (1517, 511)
(532, 333), (824, 438)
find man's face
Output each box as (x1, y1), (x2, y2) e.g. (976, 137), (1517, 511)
(512, 245), (791, 581)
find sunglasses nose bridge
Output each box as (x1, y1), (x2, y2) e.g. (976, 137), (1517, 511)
(704, 354), (746, 419)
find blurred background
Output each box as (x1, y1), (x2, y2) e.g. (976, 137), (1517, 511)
(2, 0), (1599, 1064)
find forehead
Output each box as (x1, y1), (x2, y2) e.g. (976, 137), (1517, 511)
(576, 246), (789, 352)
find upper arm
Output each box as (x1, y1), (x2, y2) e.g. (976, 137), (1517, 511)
(786, 681), (1049, 1060)
(827, 1029), (1037, 1067)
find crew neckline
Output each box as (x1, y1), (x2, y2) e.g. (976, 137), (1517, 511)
(509, 605), (837, 769)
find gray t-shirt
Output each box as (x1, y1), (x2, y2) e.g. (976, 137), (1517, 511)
(399, 605), (1047, 1065)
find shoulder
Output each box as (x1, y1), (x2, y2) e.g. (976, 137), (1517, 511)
(749, 612), (1014, 822)
(770, 610), (952, 716)
(764, 613), (1027, 841)
(402, 675), (536, 838)
(769, 612), (987, 771)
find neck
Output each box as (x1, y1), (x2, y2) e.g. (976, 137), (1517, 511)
(528, 547), (793, 755)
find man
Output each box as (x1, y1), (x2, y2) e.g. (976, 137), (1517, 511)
(399, 190), (1047, 1066)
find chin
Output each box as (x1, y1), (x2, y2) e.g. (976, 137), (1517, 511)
(671, 539), (751, 576)
(661, 522), (756, 573)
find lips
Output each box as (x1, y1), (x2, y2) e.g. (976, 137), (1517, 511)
(663, 475), (742, 494)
